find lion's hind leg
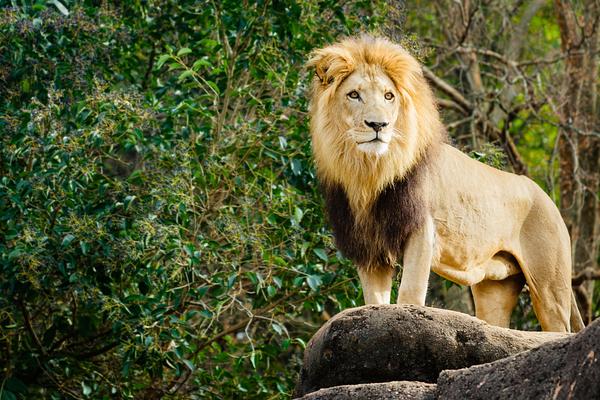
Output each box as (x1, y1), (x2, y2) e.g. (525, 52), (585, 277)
(518, 187), (572, 332)
(472, 274), (525, 328)
(525, 279), (571, 332)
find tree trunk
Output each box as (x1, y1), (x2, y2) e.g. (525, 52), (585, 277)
(554, 0), (600, 324)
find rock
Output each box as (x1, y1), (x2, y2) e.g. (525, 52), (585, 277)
(296, 381), (436, 400)
(436, 316), (600, 400)
(295, 304), (567, 397)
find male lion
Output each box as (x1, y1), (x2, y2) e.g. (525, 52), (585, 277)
(307, 36), (583, 332)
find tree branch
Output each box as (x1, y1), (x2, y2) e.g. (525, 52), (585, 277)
(572, 268), (600, 285)
(436, 98), (469, 114)
(142, 43), (157, 90)
(422, 66), (473, 113)
(18, 300), (47, 357)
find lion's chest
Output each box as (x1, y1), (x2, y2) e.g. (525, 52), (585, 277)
(321, 175), (425, 269)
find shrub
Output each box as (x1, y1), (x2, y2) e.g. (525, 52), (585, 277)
(0, 1), (386, 398)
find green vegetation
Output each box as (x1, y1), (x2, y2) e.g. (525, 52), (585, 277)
(0, 1), (597, 399)
(0, 1), (384, 398)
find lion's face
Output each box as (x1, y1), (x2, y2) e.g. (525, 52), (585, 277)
(307, 36), (444, 212)
(335, 69), (400, 156)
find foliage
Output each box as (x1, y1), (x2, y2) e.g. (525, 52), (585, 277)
(0, 1), (385, 398)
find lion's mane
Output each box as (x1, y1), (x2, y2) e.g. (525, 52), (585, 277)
(307, 36), (446, 269)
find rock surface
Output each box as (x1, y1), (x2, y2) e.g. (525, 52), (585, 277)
(295, 304), (568, 397)
(297, 381), (436, 400)
(436, 316), (600, 399)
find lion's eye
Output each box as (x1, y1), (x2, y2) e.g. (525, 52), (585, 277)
(384, 92), (395, 101)
(347, 90), (360, 99)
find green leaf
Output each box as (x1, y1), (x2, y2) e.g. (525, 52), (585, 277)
(81, 381), (92, 396)
(5, 377), (27, 394)
(182, 358), (195, 371)
(156, 54), (171, 69)
(300, 242), (309, 258)
(200, 38), (219, 50)
(271, 322), (285, 335)
(1, 391), (17, 400)
(192, 59), (211, 70)
(79, 241), (89, 255)
(290, 158), (302, 175)
(177, 47), (192, 56)
(206, 80), (220, 95)
(266, 213), (278, 225)
(197, 286), (208, 298)
(144, 335), (153, 347)
(444, 279), (457, 290)
(8, 248), (23, 260)
(307, 275), (322, 291)
(121, 361), (131, 378)
(168, 62), (183, 71)
(50, 0), (69, 16)
(124, 195), (136, 211)
(178, 70), (194, 82)
(293, 206), (303, 225)
(271, 255), (287, 266)
(313, 248), (328, 262)
(227, 273), (237, 288)
(127, 169), (143, 184)
(62, 234), (75, 247)
(278, 136), (287, 149)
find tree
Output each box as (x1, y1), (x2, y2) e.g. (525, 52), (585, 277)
(554, 0), (600, 324)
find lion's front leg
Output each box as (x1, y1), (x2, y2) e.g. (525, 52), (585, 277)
(397, 215), (434, 305)
(358, 267), (394, 304)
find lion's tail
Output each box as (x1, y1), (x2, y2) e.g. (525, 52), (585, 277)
(570, 290), (585, 333)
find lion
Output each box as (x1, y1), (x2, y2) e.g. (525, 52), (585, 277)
(306, 36), (584, 333)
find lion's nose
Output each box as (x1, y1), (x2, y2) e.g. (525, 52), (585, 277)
(364, 120), (389, 133)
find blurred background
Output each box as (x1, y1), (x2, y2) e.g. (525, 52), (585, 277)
(0, 1), (598, 398)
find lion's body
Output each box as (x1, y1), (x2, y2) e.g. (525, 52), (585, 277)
(307, 36), (582, 332)
(429, 145), (562, 283)
(428, 145), (572, 330)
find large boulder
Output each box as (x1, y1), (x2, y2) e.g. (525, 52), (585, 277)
(297, 381), (436, 400)
(436, 316), (600, 399)
(295, 304), (567, 397)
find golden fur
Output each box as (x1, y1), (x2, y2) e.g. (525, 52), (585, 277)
(307, 36), (583, 332)
(307, 36), (444, 220)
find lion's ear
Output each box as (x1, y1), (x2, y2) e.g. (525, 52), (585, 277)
(314, 65), (333, 86)
(306, 47), (352, 86)
(306, 50), (331, 85)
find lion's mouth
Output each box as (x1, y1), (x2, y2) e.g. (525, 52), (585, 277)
(358, 138), (387, 144)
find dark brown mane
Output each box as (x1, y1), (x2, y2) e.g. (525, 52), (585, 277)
(321, 153), (429, 270)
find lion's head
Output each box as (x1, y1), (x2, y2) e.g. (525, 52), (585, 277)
(307, 36), (445, 215)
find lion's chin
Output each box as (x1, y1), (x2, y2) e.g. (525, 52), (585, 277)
(357, 141), (389, 156)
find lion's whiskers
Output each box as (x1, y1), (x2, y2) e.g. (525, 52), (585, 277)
(347, 127), (375, 141)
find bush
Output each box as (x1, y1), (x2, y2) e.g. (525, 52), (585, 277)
(0, 1), (386, 398)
